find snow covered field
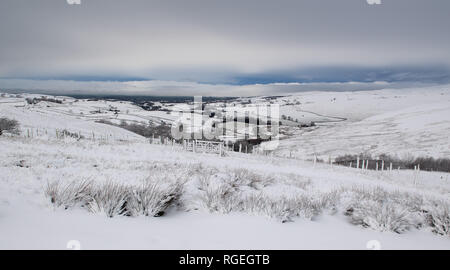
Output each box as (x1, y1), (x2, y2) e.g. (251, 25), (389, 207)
(0, 137), (449, 249)
(260, 84), (450, 160)
(0, 85), (449, 249)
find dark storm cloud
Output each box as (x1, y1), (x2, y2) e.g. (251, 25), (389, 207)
(0, 0), (449, 95)
(1, 78), (439, 97)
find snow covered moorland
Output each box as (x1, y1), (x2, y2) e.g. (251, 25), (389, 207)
(0, 85), (449, 250)
(259, 84), (450, 160)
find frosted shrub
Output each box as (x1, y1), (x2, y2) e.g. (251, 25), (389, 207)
(45, 180), (93, 209)
(226, 168), (274, 190)
(345, 201), (413, 233)
(342, 186), (450, 235)
(240, 194), (294, 222)
(344, 187), (419, 233)
(196, 167), (336, 221)
(424, 200), (450, 236)
(86, 182), (131, 218)
(240, 193), (331, 222)
(196, 167), (219, 190)
(46, 178), (184, 218)
(315, 190), (342, 214)
(289, 195), (323, 219)
(195, 168), (239, 213)
(201, 183), (239, 214)
(391, 192), (425, 213)
(196, 168), (276, 214)
(251, 190), (342, 221)
(128, 181), (184, 217)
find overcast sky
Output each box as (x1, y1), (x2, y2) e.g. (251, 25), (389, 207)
(0, 0), (449, 96)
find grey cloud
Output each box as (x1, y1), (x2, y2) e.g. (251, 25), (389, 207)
(0, 78), (439, 97)
(0, 0), (449, 89)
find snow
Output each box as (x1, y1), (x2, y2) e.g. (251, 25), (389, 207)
(0, 98), (145, 141)
(2, 205), (448, 250)
(262, 85), (450, 159)
(0, 86), (449, 249)
(0, 137), (449, 249)
(272, 84), (450, 122)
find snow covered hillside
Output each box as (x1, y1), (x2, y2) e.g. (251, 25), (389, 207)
(259, 84), (450, 160)
(0, 85), (449, 250)
(2, 84), (449, 161)
(0, 137), (449, 249)
(0, 93), (182, 141)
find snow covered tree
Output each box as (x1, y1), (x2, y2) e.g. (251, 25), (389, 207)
(0, 117), (19, 135)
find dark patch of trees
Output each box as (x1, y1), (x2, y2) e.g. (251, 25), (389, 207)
(60, 129), (84, 139)
(26, 96), (63, 105)
(334, 153), (450, 173)
(97, 119), (172, 139)
(0, 117), (20, 135)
